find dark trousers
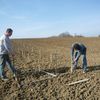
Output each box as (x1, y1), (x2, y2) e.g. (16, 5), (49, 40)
(0, 54), (16, 78)
(74, 51), (87, 71)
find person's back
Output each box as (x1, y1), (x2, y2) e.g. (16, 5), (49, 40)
(79, 43), (86, 54)
(71, 43), (86, 54)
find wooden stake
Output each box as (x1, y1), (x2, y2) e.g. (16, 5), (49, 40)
(41, 71), (57, 77)
(67, 78), (90, 86)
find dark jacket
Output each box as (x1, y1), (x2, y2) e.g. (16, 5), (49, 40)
(71, 43), (86, 61)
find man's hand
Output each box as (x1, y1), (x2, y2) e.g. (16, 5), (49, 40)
(74, 59), (76, 63)
(72, 59), (76, 64)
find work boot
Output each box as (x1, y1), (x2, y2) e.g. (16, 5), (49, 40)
(13, 73), (16, 78)
(83, 68), (89, 73)
(1, 76), (9, 81)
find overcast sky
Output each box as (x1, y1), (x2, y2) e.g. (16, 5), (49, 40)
(0, 0), (100, 38)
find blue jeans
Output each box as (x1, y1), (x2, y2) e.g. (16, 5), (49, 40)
(74, 51), (87, 71)
(0, 54), (16, 78)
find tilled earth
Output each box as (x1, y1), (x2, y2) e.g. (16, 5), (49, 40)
(0, 37), (100, 100)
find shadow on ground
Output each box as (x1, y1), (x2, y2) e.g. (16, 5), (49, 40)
(88, 65), (100, 72)
(16, 66), (70, 80)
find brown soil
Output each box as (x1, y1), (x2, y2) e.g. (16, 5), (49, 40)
(0, 37), (100, 100)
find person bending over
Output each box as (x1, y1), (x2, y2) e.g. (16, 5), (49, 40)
(71, 43), (88, 73)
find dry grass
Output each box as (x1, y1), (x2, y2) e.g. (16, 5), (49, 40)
(0, 37), (100, 100)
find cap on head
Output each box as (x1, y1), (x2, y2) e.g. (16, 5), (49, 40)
(5, 28), (13, 36)
(73, 43), (80, 50)
(6, 28), (13, 33)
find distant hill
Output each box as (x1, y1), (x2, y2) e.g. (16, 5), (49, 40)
(58, 32), (73, 37)
(49, 32), (85, 38)
(49, 32), (73, 38)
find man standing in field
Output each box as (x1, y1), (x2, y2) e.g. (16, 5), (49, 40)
(71, 43), (88, 73)
(0, 28), (16, 81)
